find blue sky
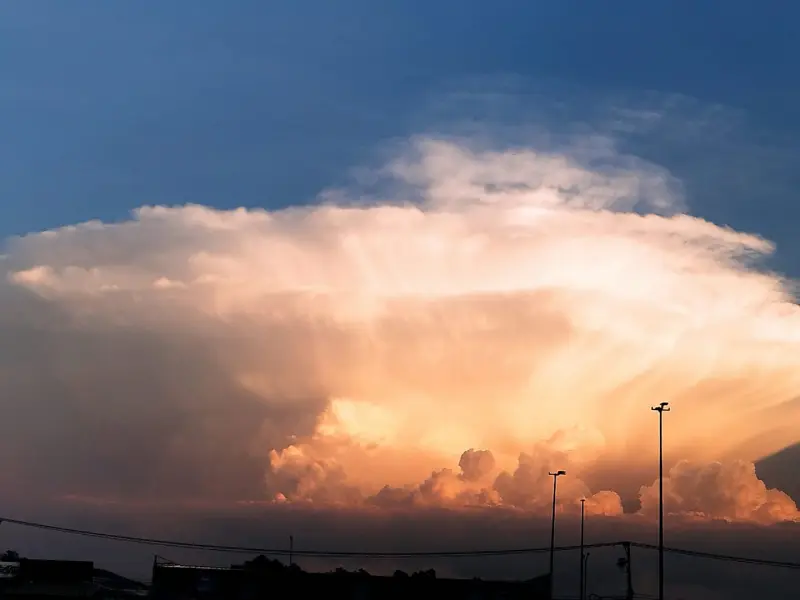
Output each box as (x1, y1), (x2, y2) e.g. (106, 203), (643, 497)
(2, 1), (799, 271)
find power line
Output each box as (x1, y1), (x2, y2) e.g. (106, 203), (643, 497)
(0, 517), (615, 558)
(1, 517), (799, 569)
(628, 541), (800, 570)
(0, 517), (608, 557)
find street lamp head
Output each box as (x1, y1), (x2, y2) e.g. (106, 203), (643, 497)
(651, 401), (671, 412)
(549, 469), (566, 477)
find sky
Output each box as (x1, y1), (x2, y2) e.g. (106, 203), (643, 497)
(2, 2), (800, 598)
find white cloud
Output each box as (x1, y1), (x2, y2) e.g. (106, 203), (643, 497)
(1, 136), (798, 523)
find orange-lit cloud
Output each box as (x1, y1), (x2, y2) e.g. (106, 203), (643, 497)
(3, 136), (799, 523)
(639, 460), (798, 524)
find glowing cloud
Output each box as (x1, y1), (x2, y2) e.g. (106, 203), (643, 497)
(3, 136), (799, 523)
(639, 460), (798, 524)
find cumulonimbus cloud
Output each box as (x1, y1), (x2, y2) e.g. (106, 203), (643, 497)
(2, 136), (799, 524)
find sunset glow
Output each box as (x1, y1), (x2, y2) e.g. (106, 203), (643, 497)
(5, 137), (799, 524)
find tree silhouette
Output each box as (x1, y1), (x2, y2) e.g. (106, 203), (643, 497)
(411, 568), (436, 579)
(1, 550), (20, 562)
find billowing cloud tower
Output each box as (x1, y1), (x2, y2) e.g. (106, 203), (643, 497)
(2, 136), (798, 523)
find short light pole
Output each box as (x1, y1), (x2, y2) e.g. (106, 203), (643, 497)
(579, 497), (586, 600)
(651, 401), (670, 600)
(548, 469), (566, 599)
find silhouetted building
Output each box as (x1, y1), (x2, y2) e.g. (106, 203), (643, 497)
(0, 559), (96, 599)
(0, 559), (147, 599)
(150, 556), (551, 600)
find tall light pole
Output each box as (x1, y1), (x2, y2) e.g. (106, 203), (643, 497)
(548, 469), (566, 599)
(579, 497), (586, 600)
(583, 552), (591, 600)
(651, 401), (670, 600)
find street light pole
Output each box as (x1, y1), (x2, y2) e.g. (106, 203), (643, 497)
(548, 470), (566, 599)
(651, 401), (670, 600)
(579, 497), (586, 600)
(583, 551), (590, 600)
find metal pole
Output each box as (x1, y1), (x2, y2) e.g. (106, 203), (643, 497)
(651, 402), (669, 600)
(289, 535), (294, 567)
(623, 542), (633, 600)
(549, 476), (557, 595)
(548, 470), (565, 599)
(579, 498), (585, 600)
(583, 552), (590, 600)
(659, 411), (663, 600)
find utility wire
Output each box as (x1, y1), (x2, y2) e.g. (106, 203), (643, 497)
(628, 541), (800, 570)
(1, 517), (799, 569)
(0, 516), (614, 557)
